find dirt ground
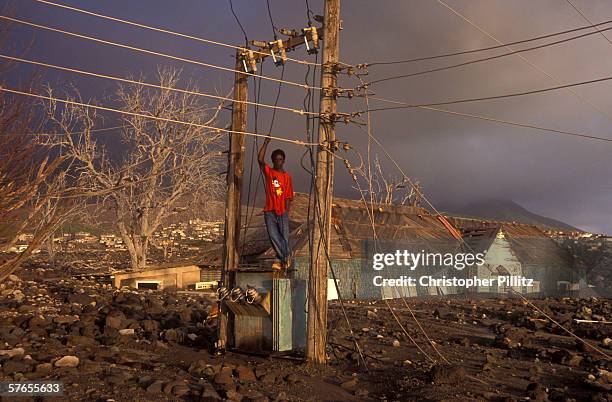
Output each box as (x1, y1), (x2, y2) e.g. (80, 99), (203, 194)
(1, 263), (611, 401)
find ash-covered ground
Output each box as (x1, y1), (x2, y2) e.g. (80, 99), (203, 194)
(1, 263), (611, 402)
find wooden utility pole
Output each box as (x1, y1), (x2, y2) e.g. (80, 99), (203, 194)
(219, 49), (249, 350)
(218, 25), (323, 353)
(307, 0), (341, 364)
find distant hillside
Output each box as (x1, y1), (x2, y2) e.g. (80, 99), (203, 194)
(66, 198), (226, 234)
(444, 199), (580, 231)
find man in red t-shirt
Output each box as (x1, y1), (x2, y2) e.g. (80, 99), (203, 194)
(258, 137), (294, 269)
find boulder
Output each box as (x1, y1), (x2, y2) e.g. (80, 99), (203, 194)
(53, 315), (79, 325)
(235, 365), (256, 382)
(54, 355), (79, 368)
(105, 310), (126, 329)
(67, 293), (94, 305)
(66, 335), (97, 347)
(429, 365), (466, 385)
(0, 347), (25, 359)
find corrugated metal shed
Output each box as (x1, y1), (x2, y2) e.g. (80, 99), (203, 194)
(451, 217), (575, 270)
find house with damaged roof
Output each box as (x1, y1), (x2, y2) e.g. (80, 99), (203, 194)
(449, 217), (585, 296)
(240, 193), (466, 299)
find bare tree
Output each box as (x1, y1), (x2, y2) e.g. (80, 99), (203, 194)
(0, 94), (81, 281)
(45, 68), (225, 270)
(0, 15), (88, 282)
(0, 121), (79, 282)
(350, 154), (422, 207)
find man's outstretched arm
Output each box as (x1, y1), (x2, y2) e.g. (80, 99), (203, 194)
(258, 137), (271, 170)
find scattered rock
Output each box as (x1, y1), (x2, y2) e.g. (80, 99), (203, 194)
(551, 349), (582, 366)
(429, 365), (466, 385)
(260, 372), (277, 385)
(12, 290), (25, 302)
(172, 382), (190, 397)
(53, 315), (79, 325)
(200, 383), (223, 401)
(340, 378), (358, 390)
(141, 319), (160, 333)
(146, 380), (164, 394)
(54, 355), (79, 368)
(225, 389), (243, 401)
(214, 367), (234, 385)
(179, 307), (193, 322)
(67, 335), (97, 347)
(2, 360), (31, 375)
(105, 310), (126, 329)
(243, 390), (269, 402)
(526, 382), (548, 402)
(34, 363), (52, 376)
(285, 373), (303, 384)
(163, 329), (184, 343)
(354, 388), (369, 398)
(0, 347), (25, 358)
(597, 369), (612, 383)
(235, 365), (256, 382)
(67, 293), (93, 305)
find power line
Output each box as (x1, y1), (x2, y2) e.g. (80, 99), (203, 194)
(363, 24), (612, 86)
(266, 0), (279, 39)
(343, 84), (451, 365)
(355, 74), (612, 112)
(435, 0), (612, 124)
(0, 53), (320, 116)
(353, 75), (612, 363)
(305, 0), (315, 26)
(0, 86), (318, 146)
(356, 96), (612, 144)
(363, 17), (612, 66)
(35, 0), (320, 67)
(0, 15), (321, 91)
(565, 0), (612, 47)
(227, 0), (249, 47)
(34, 124), (128, 136)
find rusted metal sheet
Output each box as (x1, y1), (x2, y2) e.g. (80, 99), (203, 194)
(233, 271), (273, 351)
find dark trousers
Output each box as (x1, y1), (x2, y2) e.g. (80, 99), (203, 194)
(264, 211), (290, 263)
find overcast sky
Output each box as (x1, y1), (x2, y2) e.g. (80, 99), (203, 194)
(3, 0), (611, 234)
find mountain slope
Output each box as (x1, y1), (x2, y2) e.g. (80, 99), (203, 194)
(444, 199), (580, 231)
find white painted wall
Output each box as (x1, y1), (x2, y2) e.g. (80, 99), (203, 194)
(478, 230), (522, 293)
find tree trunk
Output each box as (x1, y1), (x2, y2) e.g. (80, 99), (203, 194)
(46, 234), (55, 268)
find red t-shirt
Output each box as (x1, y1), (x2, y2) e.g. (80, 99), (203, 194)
(263, 164), (294, 215)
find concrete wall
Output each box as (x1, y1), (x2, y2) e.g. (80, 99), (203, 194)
(113, 265), (202, 290)
(478, 235), (523, 293)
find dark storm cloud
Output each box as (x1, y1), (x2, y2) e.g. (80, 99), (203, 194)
(3, 0), (611, 233)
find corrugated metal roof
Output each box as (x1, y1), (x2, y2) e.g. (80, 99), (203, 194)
(460, 227), (499, 255)
(240, 193), (460, 261)
(450, 217), (574, 269)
